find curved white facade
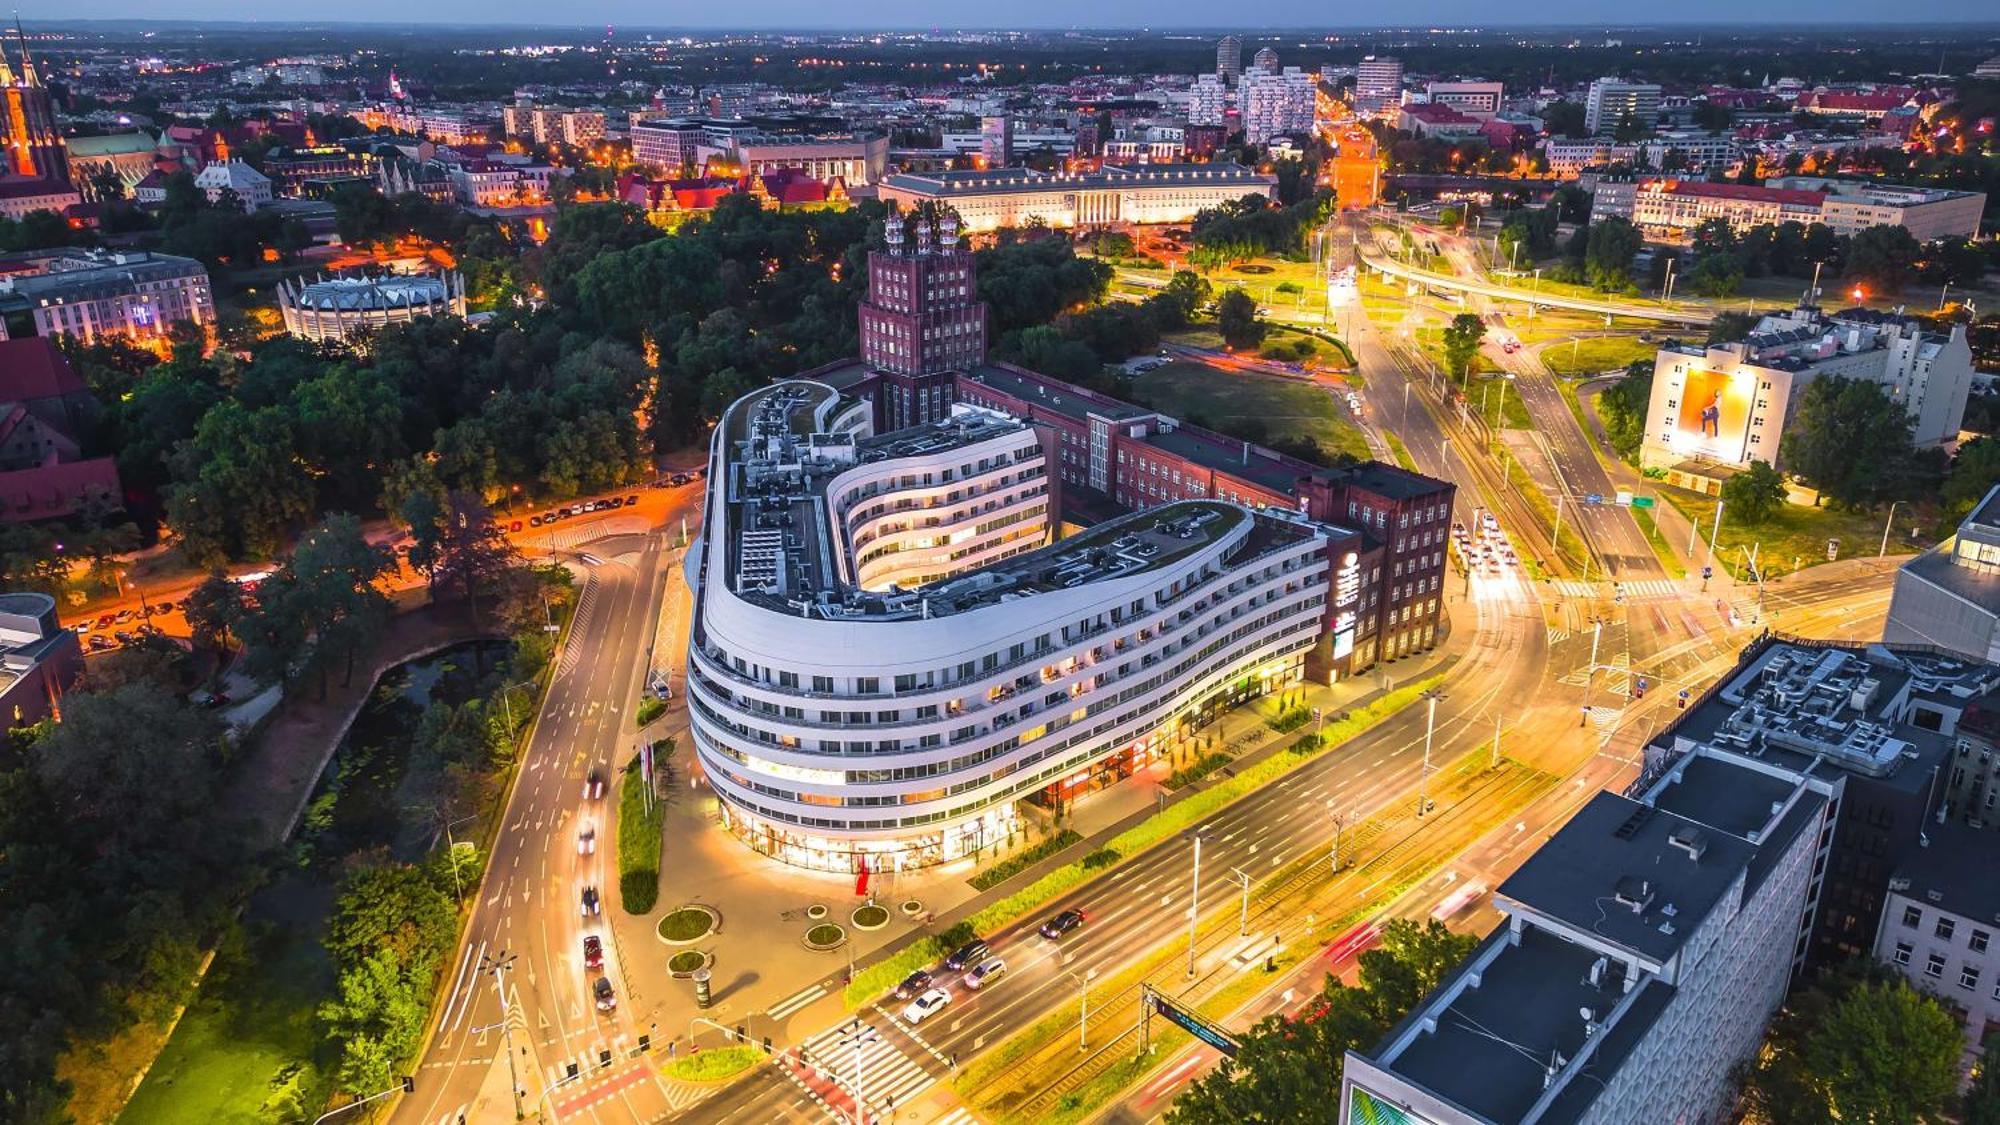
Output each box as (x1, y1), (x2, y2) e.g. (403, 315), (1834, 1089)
(688, 381), (1338, 871)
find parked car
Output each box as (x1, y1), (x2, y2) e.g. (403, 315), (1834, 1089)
(583, 935), (604, 970)
(901, 988), (951, 1025)
(962, 956), (1008, 990)
(581, 887), (601, 916)
(943, 938), (990, 972)
(593, 976), (616, 1012)
(670, 473), (691, 486)
(87, 635), (109, 651)
(583, 770), (606, 800)
(530, 515), (544, 527)
(509, 520), (523, 533)
(892, 969), (934, 1000)
(95, 614), (114, 628)
(625, 494), (639, 505)
(1038, 909), (1087, 940)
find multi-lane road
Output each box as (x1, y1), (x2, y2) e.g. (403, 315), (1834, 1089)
(397, 511), (690, 1125)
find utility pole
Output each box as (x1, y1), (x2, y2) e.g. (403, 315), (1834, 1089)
(1326, 801), (1345, 873)
(1068, 968), (1097, 1051)
(839, 1020), (879, 1125)
(1708, 500), (1725, 559)
(1878, 500), (1904, 558)
(1492, 709), (1503, 769)
(1231, 867), (1253, 936)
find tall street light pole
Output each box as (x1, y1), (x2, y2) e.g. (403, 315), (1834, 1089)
(1185, 831), (1206, 977)
(1879, 500), (1904, 558)
(1231, 867), (1253, 936)
(1066, 968), (1098, 1051)
(1418, 689), (1444, 818)
(480, 951), (524, 1121)
(838, 1020), (879, 1125)
(1327, 801), (1345, 872)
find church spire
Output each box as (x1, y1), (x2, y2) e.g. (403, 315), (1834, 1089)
(13, 14), (39, 87)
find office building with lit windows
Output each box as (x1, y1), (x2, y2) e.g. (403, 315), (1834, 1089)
(0, 249), (214, 344)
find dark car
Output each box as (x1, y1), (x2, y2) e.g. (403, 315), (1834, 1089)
(583, 935), (604, 970)
(943, 938), (990, 973)
(583, 769), (606, 800)
(625, 494), (639, 505)
(1038, 909), (1087, 940)
(892, 968), (934, 1000)
(581, 887), (601, 916)
(670, 473), (691, 486)
(530, 515), (544, 527)
(87, 634), (110, 651)
(593, 976), (616, 1012)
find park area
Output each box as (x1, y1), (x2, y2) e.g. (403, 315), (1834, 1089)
(1129, 360), (1370, 464)
(1659, 486), (1928, 579)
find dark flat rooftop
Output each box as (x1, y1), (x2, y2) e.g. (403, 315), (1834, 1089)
(963, 364), (1151, 422)
(1892, 822), (2000, 927)
(1900, 544), (2000, 622)
(1650, 755), (1799, 841)
(1498, 791), (1756, 965)
(1382, 926), (1672, 1125)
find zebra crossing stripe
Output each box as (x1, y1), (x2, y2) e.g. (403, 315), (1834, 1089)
(800, 1023), (937, 1111)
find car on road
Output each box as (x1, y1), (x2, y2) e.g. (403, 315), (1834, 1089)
(892, 969), (934, 1000)
(962, 956), (1007, 990)
(670, 473), (691, 486)
(578, 823), (596, 855)
(625, 494), (639, 505)
(509, 520), (522, 533)
(96, 614), (114, 628)
(87, 635), (109, 651)
(581, 887), (601, 916)
(529, 515), (544, 527)
(1038, 909), (1086, 940)
(583, 770), (606, 800)
(902, 988), (950, 1025)
(593, 976), (616, 1012)
(942, 938), (990, 972)
(583, 935), (604, 970)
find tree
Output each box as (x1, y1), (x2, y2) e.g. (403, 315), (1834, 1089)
(183, 571), (247, 655)
(164, 401), (315, 566)
(1806, 978), (1962, 1124)
(1217, 289), (1268, 351)
(1706, 309), (1759, 346)
(1846, 224), (1922, 296)
(428, 493), (521, 625)
(1168, 920), (1475, 1125)
(1687, 251), (1745, 298)
(1692, 101), (1736, 133)
(1779, 376), (1921, 509)
(1964, 1055), (2000, 1125)
(1583, 218), (1644, 291)
(1598, 360), (1654, 462)
(1440, 313), (1486, 382)
(1721, 460), (1787, 524)
(1943, 437), (2000, 525)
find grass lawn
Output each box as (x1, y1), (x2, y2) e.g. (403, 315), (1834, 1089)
(1658, 486), (1925, 579)
(1469, 376), (1533, 430)
(1487, 266), (1670, 309)
(1161, 326), (1226, 351)
(663, 1045), (762, 1083)
(119, 889), (336, 1125)
(1540, 336), (1659, 378)
(617, 745), (666, 914)
(1129, 360), (1370, 463)
(1385, 432), (1417, 471)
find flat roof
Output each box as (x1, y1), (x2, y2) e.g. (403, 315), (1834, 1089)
(1378, 926), (1675, 1125)
(1892, 822), (2000, 926)
(963, 363), (1152, 422)
(1498, 791), (1757, 965)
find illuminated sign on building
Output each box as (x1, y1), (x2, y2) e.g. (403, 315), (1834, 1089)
(1349, 1087), (1437, 1125)
(1334, 550), (1361, 659)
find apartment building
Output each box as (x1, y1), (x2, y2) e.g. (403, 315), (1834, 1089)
(1584, 77), (1662, 136)
(1886, 485), (2000, 665)
(1354, 56), (1403, 113)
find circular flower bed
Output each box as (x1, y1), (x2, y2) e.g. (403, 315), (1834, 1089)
(804, 923), (847, 951)
(668, 949), (709, 975)
(806, 903), (829, 921)
(656, 905), (718, 945)
(851, 904), (890, 931)
(899, 899), (924, 917)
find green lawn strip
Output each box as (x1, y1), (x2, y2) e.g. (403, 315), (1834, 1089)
(617, 746), (667, 914)
(662, 1045), (763, 1083)
(1495, 448), (1589, 573)
(1128, 360), (1369, 463)
(1657, 487), (1915, 580)
(1540, 336), (1658, 378)
(1469, 376), (1532, 430)
(1631, 506), (1688, 579)
(843, 674), (1445, 1010)
(635, 696), (666, 727)
(1163, 751), (1233, 791)
(117, 919), (335, 1125)
(1384, 432), (1417, 472)
(968, 829), (1084, 891)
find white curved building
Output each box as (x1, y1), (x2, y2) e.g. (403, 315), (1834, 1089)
(687, 380), (1355, 871)
(276, 271), (467, 344)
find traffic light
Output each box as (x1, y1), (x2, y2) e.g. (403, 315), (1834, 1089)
(1677, 689), (1690, 710)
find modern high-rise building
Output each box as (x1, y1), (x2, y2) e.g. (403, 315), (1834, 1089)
(1240, 67), (1318, 144)
(1584, 77), (1663, 136)
(1215, 35), (1243, 84)
(979, 115), (1012, 168)
(1187, 73), (1229, 128)
(1354, 55), (1403, 114)
(1251, 46), (1280, 73)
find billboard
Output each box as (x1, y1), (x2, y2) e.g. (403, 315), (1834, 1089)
(1672, 365), (1754, 461)
(1349, 1086), (1441, 1125)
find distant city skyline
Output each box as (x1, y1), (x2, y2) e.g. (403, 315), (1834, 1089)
(30, 3), (2000, 28)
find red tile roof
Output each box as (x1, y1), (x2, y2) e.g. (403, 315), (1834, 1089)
(0, 456), (120, 523)
(1651, 180), (1826, 207)
(0, 338), (87, 401)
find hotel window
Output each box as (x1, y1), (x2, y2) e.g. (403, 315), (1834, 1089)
(1974, 929), (1992, 954)
(1893, 941), (1912, 966)
(1926, 952), (1947, 978)
(1962, 966), (1982, 991)
(1937, 917), (1957, 942)
(1904, 905), (1923, 928)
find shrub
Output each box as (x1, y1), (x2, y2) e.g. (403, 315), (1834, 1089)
(1291, 731), (1325, 754)
(1268, 706), (1311, 733)
(635, 696), (666, 727)
(616, 752), (665, 914)
(968, 829), (1083, 891)
(662, 1045), (761, 1083)
(1081, 847), (1121, 870)
(1164, 751), (1233, 790)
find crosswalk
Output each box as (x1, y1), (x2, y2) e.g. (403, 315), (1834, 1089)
(530, 515), (649, 553)
(1550, 578), (1683, 600)
(768, 979), (833, 1021)
(556, 579), (599, 677)
(795, 1019), (938, 1115)
(542, 1034), (634, 1090)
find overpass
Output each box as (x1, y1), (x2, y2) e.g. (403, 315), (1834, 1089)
(1359, 250), (1715, 327)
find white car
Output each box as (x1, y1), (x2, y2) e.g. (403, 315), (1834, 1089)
(582, 770), (606, 800)
(902, 988), (951, 1025)
(578, 823), (596, 855)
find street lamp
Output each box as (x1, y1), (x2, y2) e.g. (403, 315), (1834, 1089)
(1878, 500), (1904, 558)
(1326, 801), (1345, 872)
(837, 1020), (880, 1125)
(1185, 830), (1207, 977)
(1418, 689), (1444, 818)
(1066, 967), (1098, 1051)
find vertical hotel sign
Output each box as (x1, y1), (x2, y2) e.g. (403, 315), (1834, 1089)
(1333, 550), (1361, 659)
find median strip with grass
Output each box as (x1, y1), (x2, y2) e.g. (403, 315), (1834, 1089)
(842, 673), (1447, 1008)
(969, 829), (1084, 891)
(617, 742), (667, 914)
(662, 1045), (762, 1083)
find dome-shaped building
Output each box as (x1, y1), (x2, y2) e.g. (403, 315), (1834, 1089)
(276, 271), (466, 344)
